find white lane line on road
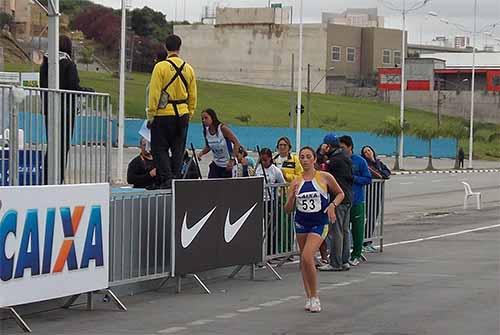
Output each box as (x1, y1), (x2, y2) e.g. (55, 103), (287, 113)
(382, 223), (500, 248)
(370, 271), (399, 275)
(158, 327), (187, 334)
(215, 313), (238, 319)
(431, 179), (443, 183)
(259, 300), (285, 307)
(237, 307), (262, 313)
(400, 182), (415, 185)
(281, 295), (302, 301)
(187, 320), (214, 326)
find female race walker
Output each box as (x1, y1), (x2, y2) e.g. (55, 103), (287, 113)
(197, 108), (241, 178)
(285, 146), (344, 313)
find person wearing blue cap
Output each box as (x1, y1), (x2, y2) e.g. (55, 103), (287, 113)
(318, 133), (354, 272)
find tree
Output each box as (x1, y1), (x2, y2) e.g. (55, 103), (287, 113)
(441, 121), (469, 169)
(411, 123), (441, 170)
(373, 116), (409, 171)
(79, 46), (94, 71)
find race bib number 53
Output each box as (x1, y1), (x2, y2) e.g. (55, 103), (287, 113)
(296, 191), (322, 213)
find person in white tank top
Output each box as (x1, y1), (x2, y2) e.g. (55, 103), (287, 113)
(197, 108), (241, 178)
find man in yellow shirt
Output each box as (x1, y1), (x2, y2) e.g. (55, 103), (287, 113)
(147, 34), (197, 189)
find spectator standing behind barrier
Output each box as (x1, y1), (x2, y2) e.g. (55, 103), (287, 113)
(147, 34), (197, 189)
(255, 148), (285, 191)
(285, 146), (344, 313)
(273, 136), (303, 183)
(458, 147), (465, 169)
(40, 35), (93, 184)
(197, 108), (241, 178)
(318, 134), (354, 272)
(339, 136), (372, 266)
(127, 137), (158, 188)
(256, 147), (286, 256)
(361, 145), (391, 180)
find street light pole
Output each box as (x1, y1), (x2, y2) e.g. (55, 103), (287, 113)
(468, 0), (477, 169)
(399, 0), (407, 169)
(117, 0), (126, 183)
(295, 0), (303, 151)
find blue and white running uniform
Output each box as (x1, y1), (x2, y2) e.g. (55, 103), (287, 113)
(205, 124), (233, 168)
(294, 172), (330, 237)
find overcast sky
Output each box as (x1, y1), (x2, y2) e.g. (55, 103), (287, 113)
(94, 0), (500, 47)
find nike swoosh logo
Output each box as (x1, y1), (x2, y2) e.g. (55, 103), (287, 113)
(181, 207), (217, 248)
(224, 203), (258, 243)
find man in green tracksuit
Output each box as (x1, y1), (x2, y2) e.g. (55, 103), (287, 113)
(339, 136), (372, 266)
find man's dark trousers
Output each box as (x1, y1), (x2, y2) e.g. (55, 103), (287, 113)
(151, 114), (189, 185)
(329, 202), (352, 268)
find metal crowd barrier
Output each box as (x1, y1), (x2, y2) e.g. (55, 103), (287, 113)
(0, 84), (112, 186)
(263, 183), (298, 262)
(109, 189), (172, 287)
(364, 179), (385, 251)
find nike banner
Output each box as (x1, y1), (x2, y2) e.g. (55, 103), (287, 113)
(172, 177), (264, 275)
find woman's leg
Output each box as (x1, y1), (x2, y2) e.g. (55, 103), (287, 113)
(302, 229), (327, 298)
(296, 233), (311, 298)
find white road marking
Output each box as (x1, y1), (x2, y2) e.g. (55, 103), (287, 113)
(259, 300), (285, 307)
(400, 182), (415, 185)
(281, 295), (302, 301)
(158, 327), (187, 334)
(381, 223), (500, 248)
(237, 307), (262, 313)
(215, 313), (238, 319)
(187, 320), (214, 326)
(370, 271), (399, 275)
(431, 179), (443, 183)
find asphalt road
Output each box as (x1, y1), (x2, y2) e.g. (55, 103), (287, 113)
(1, 172), (499, 335)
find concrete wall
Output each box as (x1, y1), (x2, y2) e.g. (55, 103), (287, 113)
(175, 23), (328, 93)
(387, 91), (500, 124)
(216, 7), (291, 25)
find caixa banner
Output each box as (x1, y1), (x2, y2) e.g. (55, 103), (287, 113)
(0, 183), (109, 308)
(172, 178), (264, 275)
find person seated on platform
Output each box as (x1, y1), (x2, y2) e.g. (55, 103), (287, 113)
(127, 137), (158, 188)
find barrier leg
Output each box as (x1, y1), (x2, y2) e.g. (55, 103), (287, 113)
(191, 274), (211, 294)
(176, 276), (182, 293)
(156, 277), (170, 291)
(250, 264), (256, 281)
(102, 289), (127, 311)
(228, 265), (245, 279)
(86, 292), (94, 311)
(62, 294), (81, 309)
(265, 262), (283, 280)
(5, 307), (32, 333)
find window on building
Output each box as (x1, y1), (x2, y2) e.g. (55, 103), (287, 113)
(332, 46), (341, 62)
(393, 50), (401, 65)
(383, 49), (391, 65)
(347, 47), (356, 62)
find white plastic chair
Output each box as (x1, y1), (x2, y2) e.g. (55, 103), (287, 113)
(461, 181), (481, 210)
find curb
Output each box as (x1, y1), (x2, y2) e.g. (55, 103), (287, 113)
(394, 169), (500, 175)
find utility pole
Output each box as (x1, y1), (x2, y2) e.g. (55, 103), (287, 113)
(306, 64), (311, 128)
(436, 78), (441, 127)
(289, 53), (295, 128)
